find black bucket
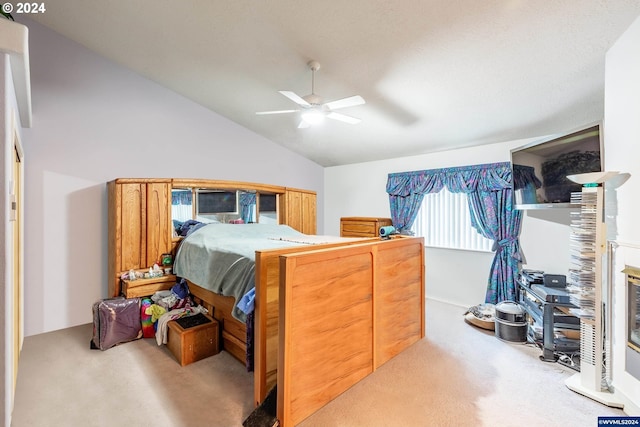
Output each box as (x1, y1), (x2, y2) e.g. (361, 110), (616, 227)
(494, 301), (527, 343)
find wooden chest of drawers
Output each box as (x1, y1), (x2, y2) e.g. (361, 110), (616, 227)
(166, 314), (220, 366)
(340, 217), (393, 237)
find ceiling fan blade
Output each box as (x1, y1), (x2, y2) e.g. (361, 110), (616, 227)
(327, 112), (361, 124)
(256, 109), (298, 115)
(324, 95), (365, 111)
(279, 91), (311, 106)
(298, 120), (310, 129)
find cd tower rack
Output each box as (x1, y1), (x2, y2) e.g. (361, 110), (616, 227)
(567, 185), (605, 392)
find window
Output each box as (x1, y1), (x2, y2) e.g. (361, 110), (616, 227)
(411, 188), (493, 252)
(171, 189), (193, 223)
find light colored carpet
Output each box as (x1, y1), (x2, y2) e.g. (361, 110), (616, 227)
(12, 299), (625, 426)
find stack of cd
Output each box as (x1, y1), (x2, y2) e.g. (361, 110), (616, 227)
(567, 188), (598, 319)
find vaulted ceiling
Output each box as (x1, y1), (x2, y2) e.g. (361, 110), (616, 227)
(25, 1), (640, 166)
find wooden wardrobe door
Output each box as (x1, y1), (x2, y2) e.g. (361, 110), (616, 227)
(300, 191), (316, 235)
(120, 183), (145, 272)
(282, 189), (317, 235)
(284, 190), (302, 232)
(145, 182), (171, 267)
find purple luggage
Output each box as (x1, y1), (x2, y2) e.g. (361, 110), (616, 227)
(91, 297), (142, 350)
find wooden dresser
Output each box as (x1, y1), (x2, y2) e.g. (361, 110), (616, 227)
(340, 217), (393, 237)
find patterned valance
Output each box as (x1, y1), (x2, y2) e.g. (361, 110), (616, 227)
(386, 161), (524, 304)
(386, 162), (513, 196)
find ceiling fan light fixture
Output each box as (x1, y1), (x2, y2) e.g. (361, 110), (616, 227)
(258, 60), (364, 127)
(301, 108), (325, 126)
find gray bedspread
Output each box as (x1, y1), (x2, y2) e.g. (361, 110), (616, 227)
(173, 223), (307, 322)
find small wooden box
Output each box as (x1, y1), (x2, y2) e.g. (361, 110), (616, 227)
(166, 314), (220, 366)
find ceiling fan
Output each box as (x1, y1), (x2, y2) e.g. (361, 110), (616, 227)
(256, 60), (365, 128)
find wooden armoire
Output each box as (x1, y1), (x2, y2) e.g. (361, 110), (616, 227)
(107, 179), (173, 297)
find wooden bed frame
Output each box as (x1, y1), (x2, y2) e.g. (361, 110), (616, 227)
(186, 238), (372, 365)
(109, 178), (424, 424)
(188, 235), (425, 427)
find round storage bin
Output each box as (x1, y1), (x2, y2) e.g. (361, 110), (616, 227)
(494, 301), (528, 343)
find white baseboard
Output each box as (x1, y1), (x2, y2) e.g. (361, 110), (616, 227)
(425, 296), (469, 309)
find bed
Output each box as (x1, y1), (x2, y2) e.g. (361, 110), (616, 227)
(173, 223), (358, 365)
(173, 222), (425, 427)
(174, 223), (314, 323)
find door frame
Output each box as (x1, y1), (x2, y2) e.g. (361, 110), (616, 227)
(11, 129), (24, 391)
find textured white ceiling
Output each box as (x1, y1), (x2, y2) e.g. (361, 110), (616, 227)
(24, 0), (640, 166)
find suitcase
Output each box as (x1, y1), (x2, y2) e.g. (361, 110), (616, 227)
(91, 297), (142, 350)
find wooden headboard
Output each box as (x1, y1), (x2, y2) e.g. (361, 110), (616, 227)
(107, 178), (317, 297)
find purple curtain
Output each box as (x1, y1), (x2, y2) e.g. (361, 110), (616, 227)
(467, 188), (522, 303)
(386, 162), (525, 303)
(239, 192), (256, 223)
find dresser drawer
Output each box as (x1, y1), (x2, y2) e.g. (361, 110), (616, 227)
(121, 274), (176, 298)
(341, 220), (378, 236)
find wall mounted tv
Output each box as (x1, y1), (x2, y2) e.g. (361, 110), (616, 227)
(511, 123), (602, 206)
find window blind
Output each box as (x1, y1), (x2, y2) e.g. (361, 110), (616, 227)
(412, 188), (492, 252)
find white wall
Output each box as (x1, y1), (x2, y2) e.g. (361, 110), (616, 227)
(19, 19), (324, 337)
(324, 137), (574, 307)
(0, 53), (7, 427)
(604, 13), (640, 412)
(1, 51), (24, 427)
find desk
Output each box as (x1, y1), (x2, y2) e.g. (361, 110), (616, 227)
(518, 283), (579, 361)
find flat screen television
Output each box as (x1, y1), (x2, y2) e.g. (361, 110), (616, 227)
(511, 123), (603, 206)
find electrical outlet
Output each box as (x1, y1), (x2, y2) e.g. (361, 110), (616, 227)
(9, 194), (17, 221)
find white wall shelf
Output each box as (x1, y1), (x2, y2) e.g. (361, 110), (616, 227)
(515, 203), (580, 210)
